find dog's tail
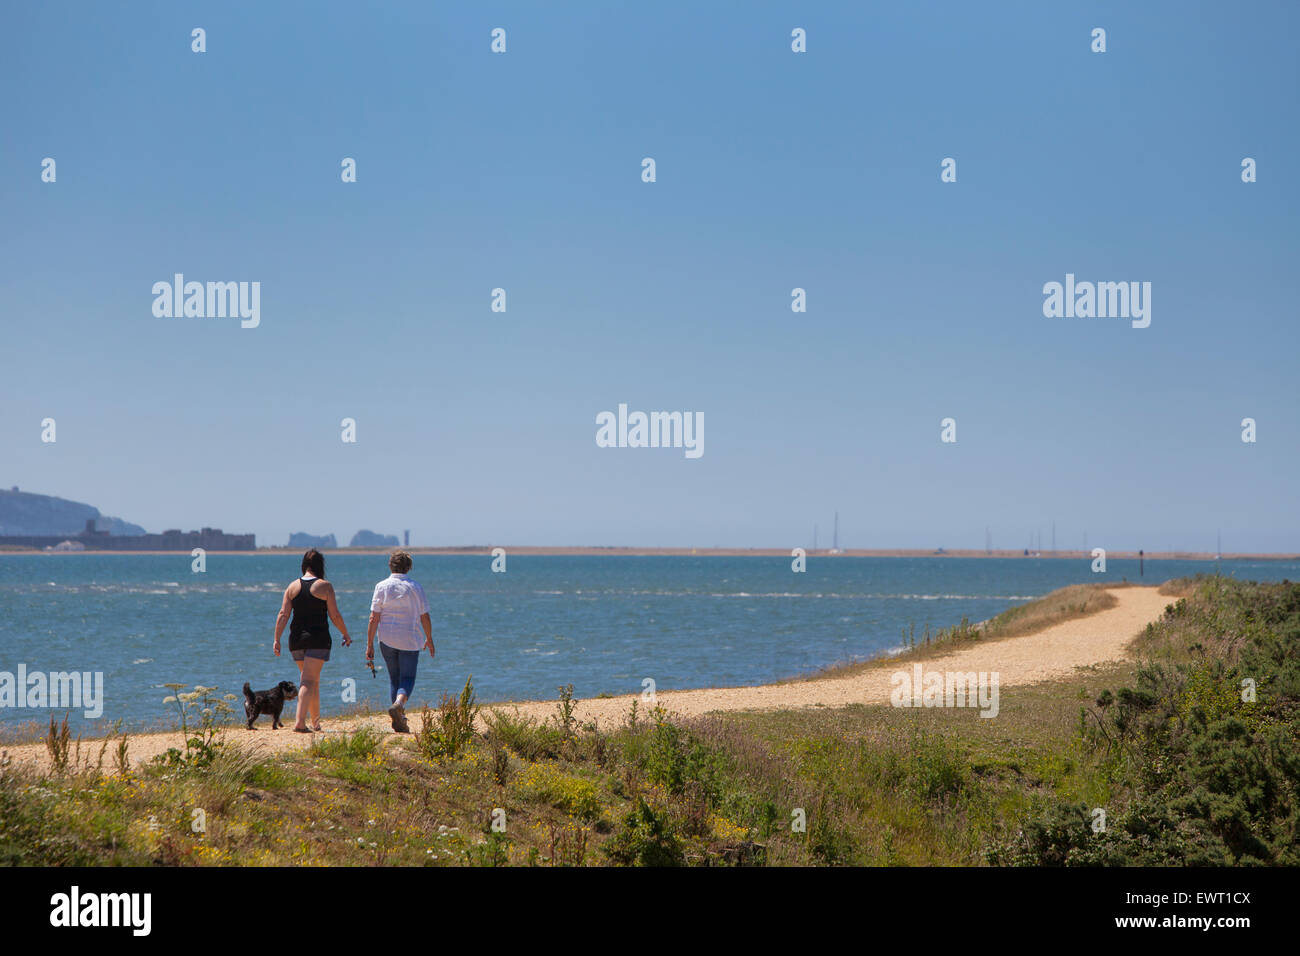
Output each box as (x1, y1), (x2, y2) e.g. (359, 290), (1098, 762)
(243, 681), (253, 700)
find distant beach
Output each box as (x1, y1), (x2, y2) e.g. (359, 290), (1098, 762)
(3, 545), (1294, 560)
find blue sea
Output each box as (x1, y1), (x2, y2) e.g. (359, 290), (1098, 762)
(1, 554), (1296, 733)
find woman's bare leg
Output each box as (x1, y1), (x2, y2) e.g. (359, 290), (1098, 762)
(293, 659), (310, 730)
(303, 658), (325, 730)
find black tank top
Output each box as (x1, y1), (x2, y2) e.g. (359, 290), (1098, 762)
(289, 576), (331, 650)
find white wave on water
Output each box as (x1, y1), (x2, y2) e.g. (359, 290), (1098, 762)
(484, 588), (1040, 600)
(39, 582), (295, 596)
(13, 580), (1037, 603)
(685, 591), (1037, 600)
(132, 658), (153, 665)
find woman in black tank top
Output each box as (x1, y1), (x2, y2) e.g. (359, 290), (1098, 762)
(289, 574), (331, 651)
(273, 549), (352, 731)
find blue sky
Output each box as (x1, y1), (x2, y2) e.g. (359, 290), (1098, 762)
(2, 1), (1297, 551)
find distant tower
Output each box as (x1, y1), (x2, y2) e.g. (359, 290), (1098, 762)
(813, 524), (818, 552)
(985, 526), (991, 556)
(404, 530), (410, 547)
(833, 512), (839, 551)
(1051, 521), (1055, 554)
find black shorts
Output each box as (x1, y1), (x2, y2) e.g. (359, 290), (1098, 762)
(291, 647), (331, 662)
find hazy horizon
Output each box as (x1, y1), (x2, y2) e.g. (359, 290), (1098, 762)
(0, 479), (1287, 557)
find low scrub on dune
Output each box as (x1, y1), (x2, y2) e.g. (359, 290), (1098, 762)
(993, 576), (1300, 865)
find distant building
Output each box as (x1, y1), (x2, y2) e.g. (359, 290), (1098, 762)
(72, 520), (255, 551)
(0, 521), (255, 550)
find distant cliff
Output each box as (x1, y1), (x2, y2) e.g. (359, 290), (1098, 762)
(0, 487), (146, 537)
(350, 529), (400, 548)
(289, 532), (337, 549)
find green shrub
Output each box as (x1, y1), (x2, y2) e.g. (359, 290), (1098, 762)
(157, 684), (240, 770)
(463, 831), (510, 867)
(1004, 577), (1300, 866)
(603, 798), (683, 866)
(311, 726), (381, 760)
(483, 708), (566, 761)
(907, 733), (968, 802)
(641, 719), (725, 800)
(416, 676), (479, 760)
(512, 763), (600, 820)
(807, 793), (855, 865)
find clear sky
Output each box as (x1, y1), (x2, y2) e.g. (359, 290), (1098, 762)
(2, 1), (1296, 552)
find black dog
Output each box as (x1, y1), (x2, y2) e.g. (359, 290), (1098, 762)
(243, 680), (299, 729)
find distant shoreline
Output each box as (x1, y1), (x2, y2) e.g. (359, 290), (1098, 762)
(0, 545), (1294, 560)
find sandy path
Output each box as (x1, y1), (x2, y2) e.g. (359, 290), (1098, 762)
(3, 587), (1169, 772)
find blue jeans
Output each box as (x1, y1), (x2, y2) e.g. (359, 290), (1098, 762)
(379, 643), (421, 705)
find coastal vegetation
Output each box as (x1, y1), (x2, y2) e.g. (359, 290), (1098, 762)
(0, 576), (1294, 866)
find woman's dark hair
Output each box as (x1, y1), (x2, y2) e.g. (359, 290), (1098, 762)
(301, 548), (325, 578)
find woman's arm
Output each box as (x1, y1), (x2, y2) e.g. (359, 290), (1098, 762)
(322, 582), (352, 645)
(366, 582), (384, 660)
(420, 613), (435, 659)
(273, 583), (295, 655)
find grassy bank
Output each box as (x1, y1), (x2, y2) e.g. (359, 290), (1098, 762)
(1, 576), (1295, 866)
